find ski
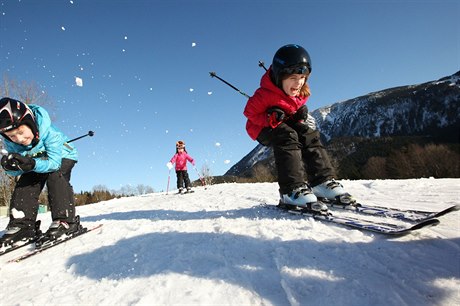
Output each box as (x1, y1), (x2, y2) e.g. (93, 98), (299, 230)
(7, 224), (103, 263)
(322, 200), (460, 223)
(0, 238), (37, 257)
(265, 204), (439, 236)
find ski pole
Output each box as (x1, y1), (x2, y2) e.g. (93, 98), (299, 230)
(166, 168), (171, 194)
(67, 131), (95, 143)
(258, 60), (268, 71)
(209, 71), (251, 99)
(193, 166), (207, 189)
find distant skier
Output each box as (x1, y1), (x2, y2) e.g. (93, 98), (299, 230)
(243, 44), (353, 212)
(167, 140), (195, 193)
(0, 97), (80, 247)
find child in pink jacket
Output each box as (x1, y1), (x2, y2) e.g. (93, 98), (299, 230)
(167, 140), (195, 193)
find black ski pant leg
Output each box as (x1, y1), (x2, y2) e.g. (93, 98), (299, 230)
(257, 124), (306, 194)
(176, 171), (184, 189)
(183, 171), (191, 188)
(293, 122), (336, 186)
(9, 172), (47, 229)
(46, 159), (77, 223)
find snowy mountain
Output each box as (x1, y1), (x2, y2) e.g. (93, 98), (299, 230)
(0, 179), (459, 305)
(226, 71), (460, 177)
(312, 71), (460, 142)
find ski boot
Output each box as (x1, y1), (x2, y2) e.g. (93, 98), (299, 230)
(312, 179), (355, 205)
(39, 216), (82, 244)
(278, 184), (328, 212)
(178, 187), (184, 194)
(0, 220), (41, 248)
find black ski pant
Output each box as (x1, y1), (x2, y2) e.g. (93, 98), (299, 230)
(8, 158), (77, 229)
(257, 121), (335, 194)
(176, 170), (191, 189)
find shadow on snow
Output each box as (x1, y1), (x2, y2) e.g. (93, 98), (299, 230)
(69, 207), (460, 306)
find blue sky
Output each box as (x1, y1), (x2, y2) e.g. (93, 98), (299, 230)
(1, 0), (458, 193)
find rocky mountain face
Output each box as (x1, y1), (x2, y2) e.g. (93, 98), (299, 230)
(226, 71), (460, 178)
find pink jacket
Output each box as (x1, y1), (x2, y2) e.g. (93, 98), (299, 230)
(170, 152), (195, 171)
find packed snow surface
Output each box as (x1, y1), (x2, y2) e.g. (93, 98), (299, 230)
(0, 179), (459, 306)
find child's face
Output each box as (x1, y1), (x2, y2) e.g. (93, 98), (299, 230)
(282, 74), (306, 97)
(4, 124), (34, 146)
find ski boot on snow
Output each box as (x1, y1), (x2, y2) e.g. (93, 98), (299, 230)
(185, 187), (194, 193)
(178, 187), (184, 194)
(312, 179), (355, 205)
(278, 184), (328, 213)
(37, 216), (82, 246)
(0, 220), (41, 248)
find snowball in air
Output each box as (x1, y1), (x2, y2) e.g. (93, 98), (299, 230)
(75, 77), (83, 87)
(224, 160), (231, 164)
(61, 26), (66, 31)
(192, 42), (196, 47)
(189, 88), (194, 92)
(215, 142), (221, 147)
(208, 92), (213, 95)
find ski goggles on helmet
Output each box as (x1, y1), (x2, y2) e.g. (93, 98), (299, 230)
(281, 64), (310, 76)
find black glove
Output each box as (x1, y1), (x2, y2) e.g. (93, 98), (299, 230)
(292, 104), (309, 121)
(1, 155), (18, 171)
(267, 107), (285, 128)
(1, 153), (35, 172)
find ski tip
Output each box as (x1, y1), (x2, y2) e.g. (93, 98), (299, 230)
(410, 218), (440, 231)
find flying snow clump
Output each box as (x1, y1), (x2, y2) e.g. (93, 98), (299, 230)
(75, 77), (83, 87)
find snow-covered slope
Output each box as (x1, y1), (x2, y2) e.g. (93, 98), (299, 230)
(0, 179), (459, 306)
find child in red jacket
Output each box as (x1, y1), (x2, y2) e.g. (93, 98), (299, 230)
(167, 140), (195, 193)
(244, 44), (353, 212)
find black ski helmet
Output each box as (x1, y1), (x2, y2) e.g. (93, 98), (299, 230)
(0, 97), (39, 143)
(271, 44), (312, 87)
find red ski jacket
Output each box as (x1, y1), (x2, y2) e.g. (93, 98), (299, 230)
(170, 151), (195, 171)
(243, 69), (308, 140)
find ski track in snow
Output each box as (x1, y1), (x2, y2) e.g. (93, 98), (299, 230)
(0, 178), (459, 306)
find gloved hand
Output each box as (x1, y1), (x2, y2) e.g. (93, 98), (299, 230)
(292, 105), (309, 121)
(1, 153), (35, 172)
(166, 162), (173, 170)
(1, 155), (18, 171)
(267, 107), (285, 128)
